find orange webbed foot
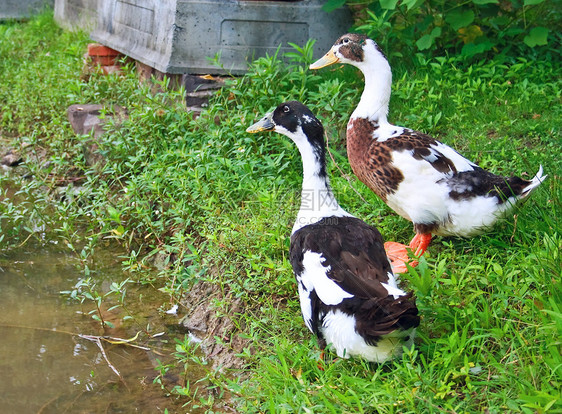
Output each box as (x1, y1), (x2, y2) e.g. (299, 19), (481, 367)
(385, 233), (432, 273)
(408, 233), (432, 257)
(384, 241), (418, 274)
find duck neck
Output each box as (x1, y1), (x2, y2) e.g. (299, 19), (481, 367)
(292, 140), (349, 233)
(351, 57), (392, 125)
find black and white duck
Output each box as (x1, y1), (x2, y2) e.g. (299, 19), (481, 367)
(246, 101), (419, 362)
(310, 33), (546, 273)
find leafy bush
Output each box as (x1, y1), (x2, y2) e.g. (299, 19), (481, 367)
(324, 0), (560, 60)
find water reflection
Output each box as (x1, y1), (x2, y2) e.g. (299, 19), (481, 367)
(0, 240), (187, 413)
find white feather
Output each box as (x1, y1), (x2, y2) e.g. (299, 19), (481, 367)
(439, 166), (544, 237)
(320, 309), (415, 362)
(302, 114), (315, 124)
(296, 275), (314, 333)
(386, 150), (451, 224)
(522, 165), (546, 196)
(429, 141), (477, 172)
(299, 251), (353, 305)
(438, 196), (511, 237)
(384, 149), (527, 237)
(381, 270), (407, 299)
(373, 124), (406, 142)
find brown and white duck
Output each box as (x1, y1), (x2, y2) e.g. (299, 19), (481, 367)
(310, 33), (546, 273)
(247, 101), (419, 362)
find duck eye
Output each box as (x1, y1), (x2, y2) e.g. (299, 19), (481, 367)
(283, 106), (290, 113)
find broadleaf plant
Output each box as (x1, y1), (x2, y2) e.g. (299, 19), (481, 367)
(337, 0), (558, 60)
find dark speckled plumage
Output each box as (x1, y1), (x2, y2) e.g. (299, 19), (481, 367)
(443, 168), (532, 202)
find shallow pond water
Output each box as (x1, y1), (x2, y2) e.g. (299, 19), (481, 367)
(0, 239), (192, 413)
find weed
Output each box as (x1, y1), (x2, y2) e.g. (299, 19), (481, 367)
(332, 0), (560, 61)
(60, 272), (132, 329)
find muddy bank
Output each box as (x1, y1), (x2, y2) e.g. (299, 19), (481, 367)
(180, 281), (250, 372)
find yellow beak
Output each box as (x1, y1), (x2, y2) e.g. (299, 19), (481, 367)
(309, 49), (339, 70)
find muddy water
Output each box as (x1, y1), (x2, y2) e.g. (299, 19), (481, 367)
(0, 240), (191, 413)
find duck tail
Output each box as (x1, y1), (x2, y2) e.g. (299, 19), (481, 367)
(521, 165), (547, 197)
(358, 292), (420, 339)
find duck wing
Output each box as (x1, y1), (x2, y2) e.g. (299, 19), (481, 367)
(385, 130), (477, 176)
(389, 131), (539, 202)
(290, 216), (393, 301)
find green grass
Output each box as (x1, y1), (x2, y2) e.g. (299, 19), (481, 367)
(1, 13), (561, 413)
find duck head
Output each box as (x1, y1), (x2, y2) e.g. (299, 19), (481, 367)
(310, 33), (389, 73)
(310, 34), (392, 123)
(247, 101), (328, 180)
(246, 101), (325, 152)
